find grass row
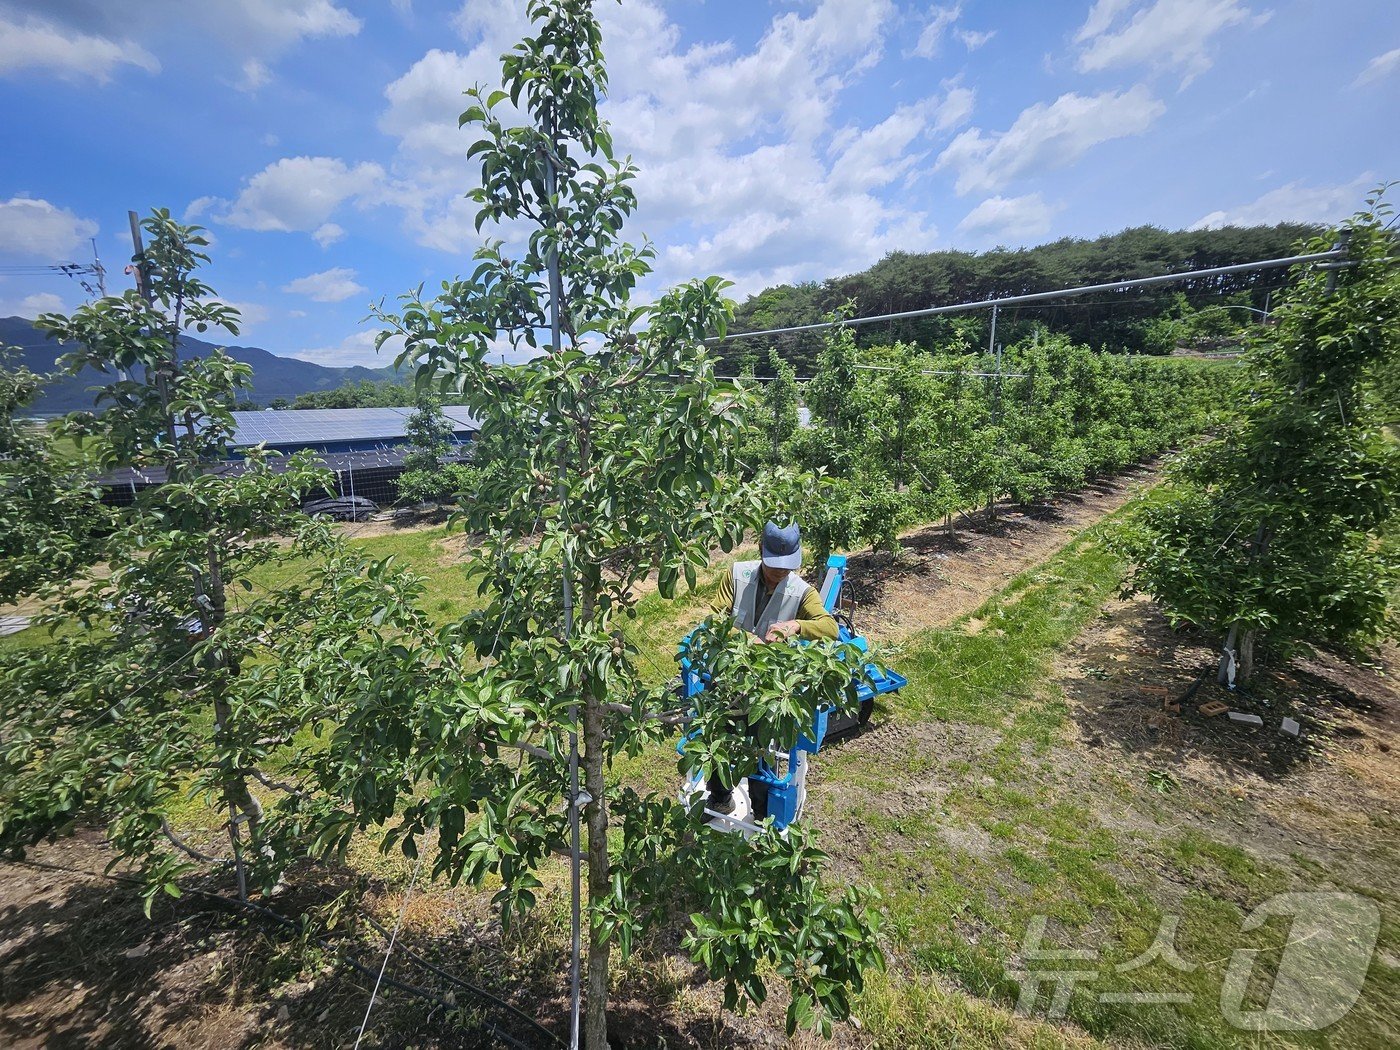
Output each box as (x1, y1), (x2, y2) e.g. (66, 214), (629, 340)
(817, 513), (1397, 1048)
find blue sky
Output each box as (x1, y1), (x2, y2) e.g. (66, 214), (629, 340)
(1, 0), (1396, 367)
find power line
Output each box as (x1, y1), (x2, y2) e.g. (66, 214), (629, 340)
(711, 246), (1348, 344)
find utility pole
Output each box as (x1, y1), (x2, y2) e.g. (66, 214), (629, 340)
(127, 211), (150, 304)
(93, 235), (127, 381)
(91, 237), (106, 297)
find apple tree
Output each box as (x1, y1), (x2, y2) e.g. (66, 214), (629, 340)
(0, 212), (422, 912)
(1117, 194), (1400, 683)
(369, 2), (884, 1043)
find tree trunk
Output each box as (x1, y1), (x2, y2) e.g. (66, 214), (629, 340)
(583, 688), (610, 1048)
(205, 536), (260, 896)
(575, 414), (611, 1047)
(1238, 629), (1257, 684)
(1219, 523), (1271, 687)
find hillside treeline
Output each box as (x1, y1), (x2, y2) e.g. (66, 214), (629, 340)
(726, 223), (1319, 373)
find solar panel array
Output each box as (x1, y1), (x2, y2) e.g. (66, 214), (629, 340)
(230, 405), (480, 448)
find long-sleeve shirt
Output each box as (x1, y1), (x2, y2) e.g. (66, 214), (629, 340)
(712, 569), (839, 641)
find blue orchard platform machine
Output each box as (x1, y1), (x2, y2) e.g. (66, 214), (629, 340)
(676, 554), (908, 836)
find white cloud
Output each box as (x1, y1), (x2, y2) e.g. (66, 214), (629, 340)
(913, 6), (961, 59)
(0, 1), (359, 87)
(0, 197), (99, 260)
(21, 291), (66, 314)
(956, 29), (996, 51)
(380, 48), (497, 169)
(1075, 0), (1266, 84)
(1188, 175), (1376, 231)
(375, 39), (532, 248)
(1075, 0), (1134, 42)
(313, 222), (345, 247)
(827, 100), (941, 192)
(291, 329), (402, 368)
(0, 291), (68, 319)
(374, 0), (939, 296)
(933, 84), (976, 132)
(1353, 47), (1400, 88)
(281, 267), (368, 303)
(935, 86), (1165, 196)
(238, 58), (271, 92)
(0, 13), (158, 82)
(224, 300), (271, 329)
(222, 156), (384, 233)
(184, 196), (219, 221)
(599, 0), (930, 292)
(911, 5), (992, 58)
(956, 194), (1059, 241)
(220, 0), (360, 48)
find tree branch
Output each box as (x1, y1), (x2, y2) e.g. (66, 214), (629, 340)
(247, 768), (308, 799)
(604, 702), (690, 726)
(497, 739), (553, 761)
(161, 817), (224, 864)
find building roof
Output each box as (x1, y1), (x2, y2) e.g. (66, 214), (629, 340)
(230, 405), (479, 448)
(95, 442), (464, 489)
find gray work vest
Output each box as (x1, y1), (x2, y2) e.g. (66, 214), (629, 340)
(731, 560), (810, 638)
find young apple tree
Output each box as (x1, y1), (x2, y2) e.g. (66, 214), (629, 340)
(0, 212), (423, 911)
(1117, 194), (1400, 683)
(0, 352), (109, 605)
(371, 2), (883, 1043)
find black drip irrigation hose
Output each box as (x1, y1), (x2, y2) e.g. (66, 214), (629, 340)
(5, 857), (561, 1049)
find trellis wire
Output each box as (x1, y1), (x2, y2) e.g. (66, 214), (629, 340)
(354, 852), (425, 1048)
(708, 245), (1350, 344)
(10, 856), (552, 1047)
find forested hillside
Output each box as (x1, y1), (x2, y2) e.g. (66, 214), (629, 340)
(0, 316), (393, 415)
(727, 223), (1319, 373)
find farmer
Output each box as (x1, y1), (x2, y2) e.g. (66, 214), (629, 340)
(705, 520), (836, 814)
(711, 520), (837, 642)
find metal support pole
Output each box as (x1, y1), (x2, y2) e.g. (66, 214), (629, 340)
(993, 342), (1003, 424)
(1325, 230), (1352, 295)
(128, 211), (178, 453)
(543, 120), (583, 1050)
(987, 302), (998, 358)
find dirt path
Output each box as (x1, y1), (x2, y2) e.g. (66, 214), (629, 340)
(846, 461), (1159, 641)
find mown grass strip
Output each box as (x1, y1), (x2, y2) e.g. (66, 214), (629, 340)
(821, 506), (1390, 1049)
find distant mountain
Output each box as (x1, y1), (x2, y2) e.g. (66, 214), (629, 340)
(1, 317), (394, 415)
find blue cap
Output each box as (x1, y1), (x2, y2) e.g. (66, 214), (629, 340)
(761, 520), (802, 570)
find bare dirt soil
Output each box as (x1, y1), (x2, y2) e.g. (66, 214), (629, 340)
(1056, 594), (1400, 902)
(844, 463), (1160, 641)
